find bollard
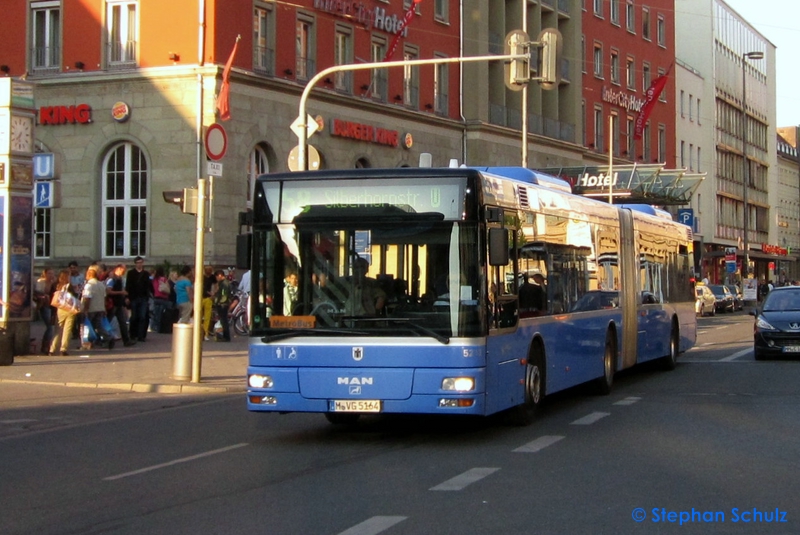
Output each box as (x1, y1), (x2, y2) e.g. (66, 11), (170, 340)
(0, 331), (13, 366)
(171, 323), (193, 380)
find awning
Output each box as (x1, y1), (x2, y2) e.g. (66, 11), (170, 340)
(537, 164), (706, 205)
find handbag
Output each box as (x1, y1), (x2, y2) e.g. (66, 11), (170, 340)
(158, 278), (170, 295)
(51, 286), (81, 315)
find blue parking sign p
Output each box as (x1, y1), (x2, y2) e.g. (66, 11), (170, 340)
(677, 208), (693, 227)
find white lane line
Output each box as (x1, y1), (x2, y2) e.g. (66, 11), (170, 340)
(570, 412), (610, 425)
(336, 516), (407, 535)
(513, 435), (564, 453)
(718, 348), (752, 362)
(103, 443), (249, 481)
(430, 467), (500, 491)
(613, 396), (642, 406)
(0, 419), (38, 424)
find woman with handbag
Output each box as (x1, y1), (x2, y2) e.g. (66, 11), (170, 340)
(49, 270), (80, 356)
(34, 268), (56, 355)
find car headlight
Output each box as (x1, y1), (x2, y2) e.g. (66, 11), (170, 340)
(442, 377), (475, 392)
(755, 316), (776, 331)
(248, 374), (274, 388)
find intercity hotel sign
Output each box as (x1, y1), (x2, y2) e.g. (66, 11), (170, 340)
(602, 86), (646, 113)
(314, 0), (411, 36)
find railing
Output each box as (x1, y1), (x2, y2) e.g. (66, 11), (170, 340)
(295, 56), (316, 80)
(435, 92), (449, 115)
(107, 40), (137, 69)
(31, 46), (60, 73)
(334, 71), (353, 94)
(253, 46), (275, 76)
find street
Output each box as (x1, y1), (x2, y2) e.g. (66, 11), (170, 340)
(1, 312), (799, 535)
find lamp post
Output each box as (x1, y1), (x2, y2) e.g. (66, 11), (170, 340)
(741, 50), (763, 296)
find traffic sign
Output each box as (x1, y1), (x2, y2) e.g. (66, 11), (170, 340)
(33, 153), (55, 179)
(34, 180), (59, 208)
(290, 114), (320, 140)
(204, 123), (227, 161)
(287, 144), (321, 171)
(207, 161), (223, 177)
(677, 208), (693, 227)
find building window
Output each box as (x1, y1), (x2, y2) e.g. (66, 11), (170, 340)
(295, 13), (315, 80)
(680, 90), (685, 117)
(594, 0), (603, 17)
(247, 144), (270, 208)
(689, 143), (694, 171)
(434, 55), (449, 115)
(610, 51), (620, 84)
(334, 24), (353, 92)
(610, 0), (620, 24)
(593, 44), (603, 78)
(680, 140), (685, 167)
(31, 1), (61, 72)
(106, 1), (137, 67)
(594, 107), (604, 151)
(697, 146), (701, 172)
(697, 99), (701, 125)
(657, 15), (665, 47)
(657, 124), (666, 162)
(403, 46), (420, 107)
(612, 114), (621, 156)
(370, 37), (388, 101)
(689, 93), (693, 121)
(642, 63), (651, 92)
(626, 0), (635, 33)
(34, 208), (52, 259)
(581, 35), (586, 73)
(626, 57), (635, 90)
(102, 142), (148, 258)
(253, 3), (275, 76)
(642, 6), (651, 40)
(643, 124), (651, 161)
(434, 0), (448, 23)
(658, 68), (667, 102)
(404, 0), (422, 13)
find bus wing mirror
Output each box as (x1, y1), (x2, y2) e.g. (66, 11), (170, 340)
(489, 228), (510, 266)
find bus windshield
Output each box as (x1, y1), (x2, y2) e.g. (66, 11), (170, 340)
(251, 206), (485, 341)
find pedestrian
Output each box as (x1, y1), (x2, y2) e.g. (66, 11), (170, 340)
(125, 256), (152, 342)
(49, 270), (79, 356)
(68, 260), (85, 295)
(283, 270), (299, 315)
(81, 267), (115, 350)
(175, 266), (194, 323)
(106, 264), (136, 347)
(201, 265), (217, 340)
(150, 266), (172, 333)
(34, 267), (57, 354)
(213, 269), (233, 341)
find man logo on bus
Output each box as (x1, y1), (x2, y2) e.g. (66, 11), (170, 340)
(353, 347), (364, 361)
(338, 377), (373, 385)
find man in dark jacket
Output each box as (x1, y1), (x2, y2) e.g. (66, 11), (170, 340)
(125, 256), (152, 342)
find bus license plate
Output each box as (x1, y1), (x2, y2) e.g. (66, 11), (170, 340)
(330, 400), (381, 412)
(783, 346), (800, 353)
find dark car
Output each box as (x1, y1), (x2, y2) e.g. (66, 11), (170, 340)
(725, 284), (744, 311)
(708, 284), (735, 313)
(752, 286), (800, 360)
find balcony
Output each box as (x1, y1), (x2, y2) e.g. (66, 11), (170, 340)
(107, 40), (137, 69)
(295, 56), (316, 81)
(253, 46), (275, 76)
(31, 46), (60, 74)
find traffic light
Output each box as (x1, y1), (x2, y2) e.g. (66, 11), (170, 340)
(504, 30), (530, 91)
(537, 28), (562, 90)
(163, 188), (198, 214)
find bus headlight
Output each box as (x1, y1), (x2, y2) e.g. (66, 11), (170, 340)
(248, 374), (274, 388)
(441, 377), (475, 392)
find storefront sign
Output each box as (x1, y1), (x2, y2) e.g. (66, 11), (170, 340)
(39, 104), (92, 125)
(111, 101), (131, 123)
(330, 118), (399, 147)
(602, 86), (646, 113)
(575, 171), (618, 189)
(762, 243), (788, 256)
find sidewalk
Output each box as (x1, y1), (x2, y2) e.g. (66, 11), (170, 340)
(0, 320), (249, 394)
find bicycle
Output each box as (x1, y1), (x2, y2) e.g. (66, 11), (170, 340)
(230, 291), (249, 336)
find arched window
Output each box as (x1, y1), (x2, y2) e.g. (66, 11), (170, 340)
(102, 142), (148, 258)
(247, 144), (270, 207)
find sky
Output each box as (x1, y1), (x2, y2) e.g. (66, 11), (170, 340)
(722, 0), (800, 127)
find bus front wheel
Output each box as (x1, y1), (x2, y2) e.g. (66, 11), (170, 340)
(506, 352), (545, 426)
(594, 332), (616, 395)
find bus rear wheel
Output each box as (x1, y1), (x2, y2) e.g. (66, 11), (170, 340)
(660, 325), (679, 371)
(506, 352), (545, 426)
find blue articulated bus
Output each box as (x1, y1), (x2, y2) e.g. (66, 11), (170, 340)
(245, 166), (696, 424)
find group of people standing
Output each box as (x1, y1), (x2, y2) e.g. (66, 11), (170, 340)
(32, 259), (248, 356)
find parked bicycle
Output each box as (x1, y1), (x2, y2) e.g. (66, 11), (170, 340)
(230, 291), (249, 336)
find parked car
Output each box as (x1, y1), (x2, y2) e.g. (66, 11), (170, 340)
(752, 286), (800, 360)
(695, 285), (716, 317)
(708, 284), (735, 313)
(725, 284), (744, 311)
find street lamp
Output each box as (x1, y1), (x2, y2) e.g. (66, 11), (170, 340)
(741, 50), (763, 292)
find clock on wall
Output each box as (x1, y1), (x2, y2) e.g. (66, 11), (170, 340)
(10, 115), (33, 153)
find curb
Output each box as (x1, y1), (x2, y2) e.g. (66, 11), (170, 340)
(0, 378), (245, 394)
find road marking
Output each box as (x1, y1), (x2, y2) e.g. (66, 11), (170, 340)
(570, 412), (610, 425)
(513, 435), (564, 453)
(430, 467), (500, 491)
(613, 396), (641, 406)
(103, 443), (249, 481)
(0, 419), (38, 424)
(337, 516), (407, 535)
(718, 348), (751, 361)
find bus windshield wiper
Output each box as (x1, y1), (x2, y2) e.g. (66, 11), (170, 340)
(261, 328), (368, 343)
(388, 318), (450, 345)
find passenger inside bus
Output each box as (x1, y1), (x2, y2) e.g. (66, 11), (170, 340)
(344, 257), (386, 316)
